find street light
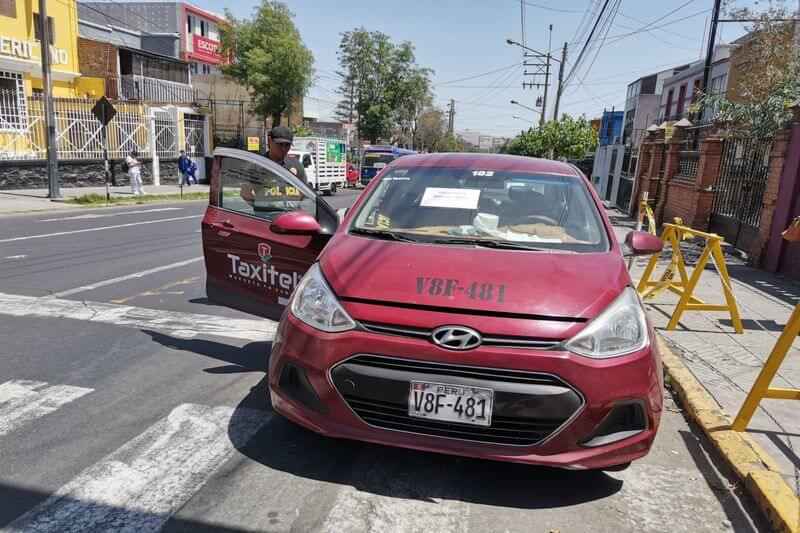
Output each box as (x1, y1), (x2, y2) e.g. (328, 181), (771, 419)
(512, 115), (537, 125)
(505, 38), (562, 63)
(510, 100), (541, 115)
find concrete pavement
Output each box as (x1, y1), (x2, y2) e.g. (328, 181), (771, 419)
(0, 196), (765, 531)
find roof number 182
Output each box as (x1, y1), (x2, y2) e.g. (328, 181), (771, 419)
(472, 170), (494, 176)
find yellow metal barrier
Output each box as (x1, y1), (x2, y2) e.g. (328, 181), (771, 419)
(732, 301), (800, 431)
(635, 191), (657, 235)
(636, 223), (743, 333)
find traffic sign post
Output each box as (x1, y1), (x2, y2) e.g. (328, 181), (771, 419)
(92, 97), (117, 202)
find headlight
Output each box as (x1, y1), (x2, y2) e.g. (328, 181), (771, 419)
(563, 287), (649, 358)
(290, 263), (356, 333)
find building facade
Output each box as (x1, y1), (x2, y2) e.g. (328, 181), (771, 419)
(598, 110), (624, 146)
(78, 2), (224, 74)
(622, 67), (686, 149)
(658, 45), (732, 123)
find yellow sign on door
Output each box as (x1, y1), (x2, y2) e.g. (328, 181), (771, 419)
(247, 136), (260, 151)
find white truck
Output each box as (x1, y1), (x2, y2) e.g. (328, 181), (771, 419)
(288, 137), (347, 196)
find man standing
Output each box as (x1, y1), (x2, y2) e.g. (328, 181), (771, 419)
(125, 149), (146, 195)
(178, 149), (197, 186)
(266, 126), (306, 181)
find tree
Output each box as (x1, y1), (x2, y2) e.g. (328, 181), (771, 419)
(501, 115), (598, 160)
(691, 2), (799, 137)
(219, 1), (314, 128)
(290, 123), (313, 137)
(337, 28), (433, 144)
(414, 108), (447, 151)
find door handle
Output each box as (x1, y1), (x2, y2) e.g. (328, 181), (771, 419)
(211, 220), (236, 230)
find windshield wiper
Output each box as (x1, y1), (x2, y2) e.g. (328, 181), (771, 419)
(431, 238), (554, 252)
(350, 228), (419, 242)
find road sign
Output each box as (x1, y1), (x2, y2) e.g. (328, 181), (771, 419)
(92, 96), (116, 126)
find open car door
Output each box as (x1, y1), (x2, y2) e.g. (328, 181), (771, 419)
(201, 148), (339, 320)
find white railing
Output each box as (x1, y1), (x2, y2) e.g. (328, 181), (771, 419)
(0, 94), (201, 161)
(120, 74), (194, 103)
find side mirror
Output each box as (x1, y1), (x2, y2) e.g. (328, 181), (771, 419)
(271, 211), (321, 234)
(623, 230), (663, 257)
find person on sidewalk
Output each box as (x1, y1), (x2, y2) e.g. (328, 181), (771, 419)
(125, 149), (146, 195)
(178, 150), (198, 186)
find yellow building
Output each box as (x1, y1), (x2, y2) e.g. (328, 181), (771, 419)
(0, 0), (102, 98)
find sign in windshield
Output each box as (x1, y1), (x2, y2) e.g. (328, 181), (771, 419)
(351, 166), (609, 253)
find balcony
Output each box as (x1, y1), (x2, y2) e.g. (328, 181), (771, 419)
(119, 74), (194, 103)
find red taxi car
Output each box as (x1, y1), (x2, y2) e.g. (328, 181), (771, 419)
(201, 148), (664, 470)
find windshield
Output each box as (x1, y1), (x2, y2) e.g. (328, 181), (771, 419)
(350, 166), (609, 253)
(362, 153), (394, 168)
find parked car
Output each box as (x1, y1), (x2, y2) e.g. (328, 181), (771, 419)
(346, 162), (358, 184)
(201, 149), (664, 470)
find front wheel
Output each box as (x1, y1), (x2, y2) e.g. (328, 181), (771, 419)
(323, 183), (337, 196)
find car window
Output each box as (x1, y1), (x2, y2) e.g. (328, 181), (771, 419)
(350, 166), (609, 253)
(362, 153), (393, 168)
(217, 156), (317, 221)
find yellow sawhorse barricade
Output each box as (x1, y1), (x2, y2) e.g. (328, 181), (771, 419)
(733, 301), (800, 431)
(636, 223), (744, 333)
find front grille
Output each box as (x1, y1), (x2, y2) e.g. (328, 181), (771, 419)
(359, 321), (561, 350)
(331, 355), (583, 447)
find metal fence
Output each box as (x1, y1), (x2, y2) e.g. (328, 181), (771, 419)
(0, 93), (198, 161)
(675, 150), (699, 183)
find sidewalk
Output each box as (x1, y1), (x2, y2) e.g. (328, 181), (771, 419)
(0, 184), (210, 215)
(609, 209), (800, 499)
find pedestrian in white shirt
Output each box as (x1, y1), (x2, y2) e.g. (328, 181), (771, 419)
(125, 149), (146, 195)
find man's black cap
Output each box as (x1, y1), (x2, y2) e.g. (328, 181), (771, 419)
(268, 126), (294, 144)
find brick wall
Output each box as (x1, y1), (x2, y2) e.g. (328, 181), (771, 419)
(77, 37), (119, 99)
(749, 129), (792, 263)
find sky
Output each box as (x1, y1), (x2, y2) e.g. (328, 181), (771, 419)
(196, 0), (763, 140)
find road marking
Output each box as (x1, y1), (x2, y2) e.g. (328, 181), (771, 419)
(110, 277), (200, 304)
(0, 380), (93, 437)
(0, 215), (201, 243)
(7, 403), (272, 532)
(321, 460), (470, 533)
(53, 258), (204, 297)
(37, 207), (183, 222)
(4, 255), (26, 259)
(0, 292), (275, 342)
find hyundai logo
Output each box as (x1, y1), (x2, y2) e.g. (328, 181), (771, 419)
(430, 325), (482, 350)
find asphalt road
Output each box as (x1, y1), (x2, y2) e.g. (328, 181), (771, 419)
(0, 190), (765, 532)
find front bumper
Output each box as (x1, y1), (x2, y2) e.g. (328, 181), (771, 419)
(269, 314), (663, 469)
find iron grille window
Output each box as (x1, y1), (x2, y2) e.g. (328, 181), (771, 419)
(0, 71), (26, 131)
(33, 14), (55, 44)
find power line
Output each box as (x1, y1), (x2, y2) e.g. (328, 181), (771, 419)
(563, 0), (613, 87)
(434, 63), (518, 86)
(516, 0), (583, 14)
(566, 0), (623, 95)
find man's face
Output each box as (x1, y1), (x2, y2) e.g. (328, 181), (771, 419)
(268, 138), (291, 161)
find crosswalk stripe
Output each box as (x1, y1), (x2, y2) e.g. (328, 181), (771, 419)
(0, 292), (275, 342)
(0, 380), (93, 437)
(0, 215), (201, 243)
(7, 403), (272, 532)
(320, 461), (470, 532)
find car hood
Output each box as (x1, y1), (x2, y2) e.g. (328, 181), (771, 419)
(319, 233), (630, 320)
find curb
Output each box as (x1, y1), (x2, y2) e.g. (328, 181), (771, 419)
(659, 336), (800, 532)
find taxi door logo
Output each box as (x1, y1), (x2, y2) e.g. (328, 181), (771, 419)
(258, 243), (272, 263)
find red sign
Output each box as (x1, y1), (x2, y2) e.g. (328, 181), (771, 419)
(192, 34), (221, 64)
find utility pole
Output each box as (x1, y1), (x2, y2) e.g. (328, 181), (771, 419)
(553, 42), (568, 120)
(38, 0), (59, 200)
(698, 0), (723, 117)
(522, 26), (552, 127)
(447, 99), (455, 134)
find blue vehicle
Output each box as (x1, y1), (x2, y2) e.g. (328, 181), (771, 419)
(359, 145), (417, 185)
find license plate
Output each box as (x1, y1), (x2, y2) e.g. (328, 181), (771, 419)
(408, 380), (493, 426)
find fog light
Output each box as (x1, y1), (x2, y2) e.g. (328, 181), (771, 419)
(277, 363), (328, 414)
(580, 401), (648, 447)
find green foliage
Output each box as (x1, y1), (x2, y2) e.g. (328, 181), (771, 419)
(501, 115), (598, 159)
(690, 2), (799, 138)
(413, 108), (447, 151)
(337, 28), (433, 144)
(436, 133), (480, 153)
(290, 123), (313, 137)
(220, 1), (314, 127)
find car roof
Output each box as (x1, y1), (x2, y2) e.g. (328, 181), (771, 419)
(393, 153), (580, 176)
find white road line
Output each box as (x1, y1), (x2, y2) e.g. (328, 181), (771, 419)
(7, 403), (272, 532)
(4, 255), (26, 259)
(37, 207), (183, 222)
(321, 464), (470, 533)
(0, 292), (275, 342)
(53, 257), (204, 297)
(0, 215), (201, 243)
(0, 380), (93, 437)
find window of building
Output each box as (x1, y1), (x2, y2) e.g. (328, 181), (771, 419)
(201, 63), (211, 74)
(187, 15), (195, 36)
(33, 13), (55, 44)
(0, 71), (26, 131)
(664, 88), (674, 119)
(710, 73), (727, 97)
(675, 84), (687, 118)
(190, 62), (198, 74)
(200, 19), (207, 37)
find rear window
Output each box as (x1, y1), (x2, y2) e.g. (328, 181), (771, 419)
(350, 166), (609, 253)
